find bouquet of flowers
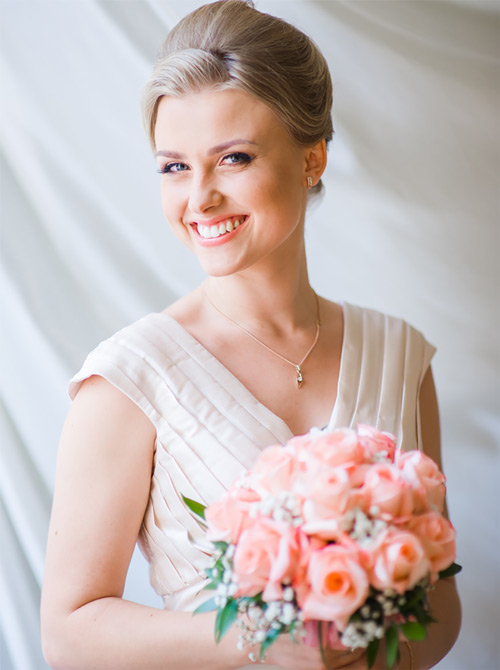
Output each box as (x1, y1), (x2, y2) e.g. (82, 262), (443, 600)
(184, 425), (461, 668)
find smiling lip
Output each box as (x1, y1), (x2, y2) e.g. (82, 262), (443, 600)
(190, 215), (248, 246)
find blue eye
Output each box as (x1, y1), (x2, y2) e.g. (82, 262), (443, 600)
(157, 162), (189, 175)
(221, 152), (253, 166)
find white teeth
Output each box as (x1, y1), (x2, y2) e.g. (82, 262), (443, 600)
(197, 217), (244, 239)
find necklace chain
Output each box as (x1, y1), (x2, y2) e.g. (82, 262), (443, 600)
(204, 290), (321, 389)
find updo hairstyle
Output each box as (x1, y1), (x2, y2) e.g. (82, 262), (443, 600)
(142, 0), (333, 197)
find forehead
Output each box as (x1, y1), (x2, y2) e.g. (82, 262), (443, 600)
(153, 87), (290, 150)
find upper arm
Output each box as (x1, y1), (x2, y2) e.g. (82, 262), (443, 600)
(418, 366), (442, 469)
(42, 375), (156, 618)
(418, 366), (455, 524)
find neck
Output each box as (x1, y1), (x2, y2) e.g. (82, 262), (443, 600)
(202, 252), (315, 335)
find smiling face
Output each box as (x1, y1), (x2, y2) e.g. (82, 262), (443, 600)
(154, 87), (314, 278)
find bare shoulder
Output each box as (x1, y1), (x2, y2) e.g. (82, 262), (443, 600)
(66, 374), (156, 460)
(316, 295), (344, 339)
(316, 295), (342, 316)
(162, 287), (205, 328)
(58, 373), (156, 519)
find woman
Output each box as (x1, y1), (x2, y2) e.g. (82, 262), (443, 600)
(41, 1), (461, 668)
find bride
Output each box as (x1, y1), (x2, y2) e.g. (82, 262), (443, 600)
(41, 2), (461, 668)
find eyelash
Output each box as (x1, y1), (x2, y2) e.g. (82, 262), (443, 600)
(157, 152), (254, 175)
(221, 152), (253, 166)
(157, 162), (187, 175)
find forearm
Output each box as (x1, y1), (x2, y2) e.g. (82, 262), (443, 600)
(42, 596), (247, 670)
(409, 578), (461, 670)
(372, 578), (461, 670)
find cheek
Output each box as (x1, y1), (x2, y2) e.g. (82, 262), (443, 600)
(160, 183), (174, 218)
(271, 157), (306, 208)
(160, 183), (185, 226)
(159, 184), (193, 245)
(251, 169), (303, 221)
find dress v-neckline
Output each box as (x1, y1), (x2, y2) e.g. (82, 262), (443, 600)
(152, 303), (349, 440)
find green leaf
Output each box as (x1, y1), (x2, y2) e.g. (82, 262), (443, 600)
(385, 624), (399, 669)
(182, 495), (206, 520)
(412, 602), (429, 626)
(401, 621), (427, 641)
(439, 562), (462, 579)
(402, 586), (426, 611)
(260, 626), (281, 661)
(367, 638), (380, 669)
(194, 597), (218, 615)
(215, 599), (238, 643)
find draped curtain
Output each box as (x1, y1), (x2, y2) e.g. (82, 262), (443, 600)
(0, 1), (498, 668)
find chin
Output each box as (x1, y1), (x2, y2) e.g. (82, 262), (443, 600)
(199, 264), (241, 278)
(196, 253), (253, 278)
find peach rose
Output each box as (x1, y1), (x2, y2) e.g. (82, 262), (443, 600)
(357, 424), (396, 462)
(407, 512), (456, 581)
(287, 433), (317, 451)
(367, 528), (430, 594)
(397, 451), (446, 513)
(300, 544), (369, 628)
(359, 463), (417, 521)
(303, 428), (365, 469)
(291, 533), (326, 606)
(205, 486), (260, 543)
(232, 517), (300, 602)
(250, 445), (302, 496)
(300, 465), (351, 540)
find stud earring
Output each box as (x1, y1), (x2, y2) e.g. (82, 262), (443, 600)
(307, 176), (313, 189)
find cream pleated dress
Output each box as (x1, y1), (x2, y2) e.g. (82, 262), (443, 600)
(69, 302), (435, 669)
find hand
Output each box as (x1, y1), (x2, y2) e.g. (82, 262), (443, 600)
(263, 634), (367, 669)
(322, 644), (367, 669)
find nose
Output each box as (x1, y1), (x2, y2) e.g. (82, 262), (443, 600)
(188, 171), (222, 215)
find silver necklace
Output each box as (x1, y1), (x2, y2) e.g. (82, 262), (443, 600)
(204, 290), (321, 389)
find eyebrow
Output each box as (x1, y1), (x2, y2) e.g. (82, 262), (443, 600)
(155, 138), (257, 159)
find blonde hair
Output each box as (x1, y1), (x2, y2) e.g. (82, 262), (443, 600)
(142, 0), (333, 196)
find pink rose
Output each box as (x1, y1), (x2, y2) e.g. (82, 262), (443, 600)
(291, 533), (326, 606)
(366, 528), (430, 594)
(300, 544), (369, 628)
(407, 512), (456, 581)
(359, 463), (417, 521)
(250, 445), (302, 496)
(232, 517), (300, 601)
(300, 465), (351, 540)
(397, 451), (446, 513)
(287, 433), (316, 451)
(205, 486), (260, 543)
(347, 462), (372, 488)
(302, 429), (365, 469)
(357, 424), (396, 462)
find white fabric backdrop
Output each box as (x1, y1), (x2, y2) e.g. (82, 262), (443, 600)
(0, 1), (498, 668)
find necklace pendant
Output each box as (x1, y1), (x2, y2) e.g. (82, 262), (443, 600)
(296, 365), (303, 388)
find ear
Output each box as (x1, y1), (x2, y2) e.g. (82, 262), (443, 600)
(303, 139), (327, 189)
